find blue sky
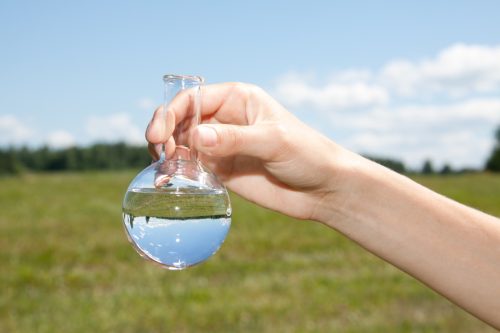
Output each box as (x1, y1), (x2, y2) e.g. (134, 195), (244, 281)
(1, 1), (500, 168)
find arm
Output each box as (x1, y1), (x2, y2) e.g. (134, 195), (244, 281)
(146, 82), (500, 328)
(318, 155), (500, 328)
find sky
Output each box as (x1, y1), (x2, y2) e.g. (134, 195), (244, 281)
(1, 1), (500, 169)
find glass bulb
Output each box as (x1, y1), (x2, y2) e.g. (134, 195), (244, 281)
(122, 74), (231, 270)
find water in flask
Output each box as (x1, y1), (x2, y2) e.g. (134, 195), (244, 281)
(122, 187), (231, 270)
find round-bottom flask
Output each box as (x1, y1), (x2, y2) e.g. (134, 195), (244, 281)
(121, 74), (231, 270)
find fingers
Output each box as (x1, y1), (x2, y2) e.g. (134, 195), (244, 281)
(147, 142), (160, 160)
(146, 82), (269, 161)
(146, 105), (176, 144)
(147, 137), (176, 161)
(192, 123), (287, 161)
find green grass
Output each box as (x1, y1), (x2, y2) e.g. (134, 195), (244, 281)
(0, 171), (499, 332)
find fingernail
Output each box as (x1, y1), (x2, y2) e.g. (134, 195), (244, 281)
(197, 125), (217, 147)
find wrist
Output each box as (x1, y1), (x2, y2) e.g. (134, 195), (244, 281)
(312, 150), (406, 229)
(308, 147), (370, 226)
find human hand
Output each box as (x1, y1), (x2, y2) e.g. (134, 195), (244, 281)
(145, 83), (357, 222)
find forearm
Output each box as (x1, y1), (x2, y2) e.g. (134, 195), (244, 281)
(321, 156), (500, 328)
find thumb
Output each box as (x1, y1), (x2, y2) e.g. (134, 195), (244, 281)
(192, 123), (284, 160)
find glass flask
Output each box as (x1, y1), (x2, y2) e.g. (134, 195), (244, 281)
(122, 74), (231, 270)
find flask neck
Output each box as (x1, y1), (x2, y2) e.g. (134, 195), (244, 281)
(154, 158), (203, 189)
(169, 145), (197, 162)
(163, 74), (203, 164)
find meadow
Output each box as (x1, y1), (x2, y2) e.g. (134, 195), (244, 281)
(0, 171), (499, 332)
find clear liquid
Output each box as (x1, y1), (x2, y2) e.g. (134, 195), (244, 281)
(122, 188), (231, 270)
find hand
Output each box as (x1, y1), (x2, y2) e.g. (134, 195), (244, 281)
(146, 83), (356, 222)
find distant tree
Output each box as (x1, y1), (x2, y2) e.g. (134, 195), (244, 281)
(45, 150), (66, 171)
(0, 148), (22, 175)
(486, 152), (500, 172)
(485, 125), (500, 172)
(440, 164), (453, 175)
(32, 146), (50, 170)
(64, 147), (82, 170)
(17, 146), (35, 169)
(363, 155), (407, 174)
(421, 159), (434, 174)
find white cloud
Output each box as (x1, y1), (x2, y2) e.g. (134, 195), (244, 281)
(347, 128), (494, 169)
(275, 72), (389, 110)
(331, 98), (500, 169)
(343, 98), (500, 131)
(277, 44), (500, 105)
(381, 43), (500, 97)
(46, 130), (76, 149)
(273, 43), (500, 168)
(85, 113), (144, 145)
(0, 115), (34, 145)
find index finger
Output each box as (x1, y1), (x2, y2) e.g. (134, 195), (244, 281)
(168, 82), (251, 126)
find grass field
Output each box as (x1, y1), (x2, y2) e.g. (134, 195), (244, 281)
(0, 171), (499, 332)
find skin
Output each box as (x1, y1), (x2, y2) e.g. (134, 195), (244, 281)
(146, 82), (500, 329)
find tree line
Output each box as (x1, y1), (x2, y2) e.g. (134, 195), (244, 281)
(0, 143), (151, 175)
(1, 126), (499, 176)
